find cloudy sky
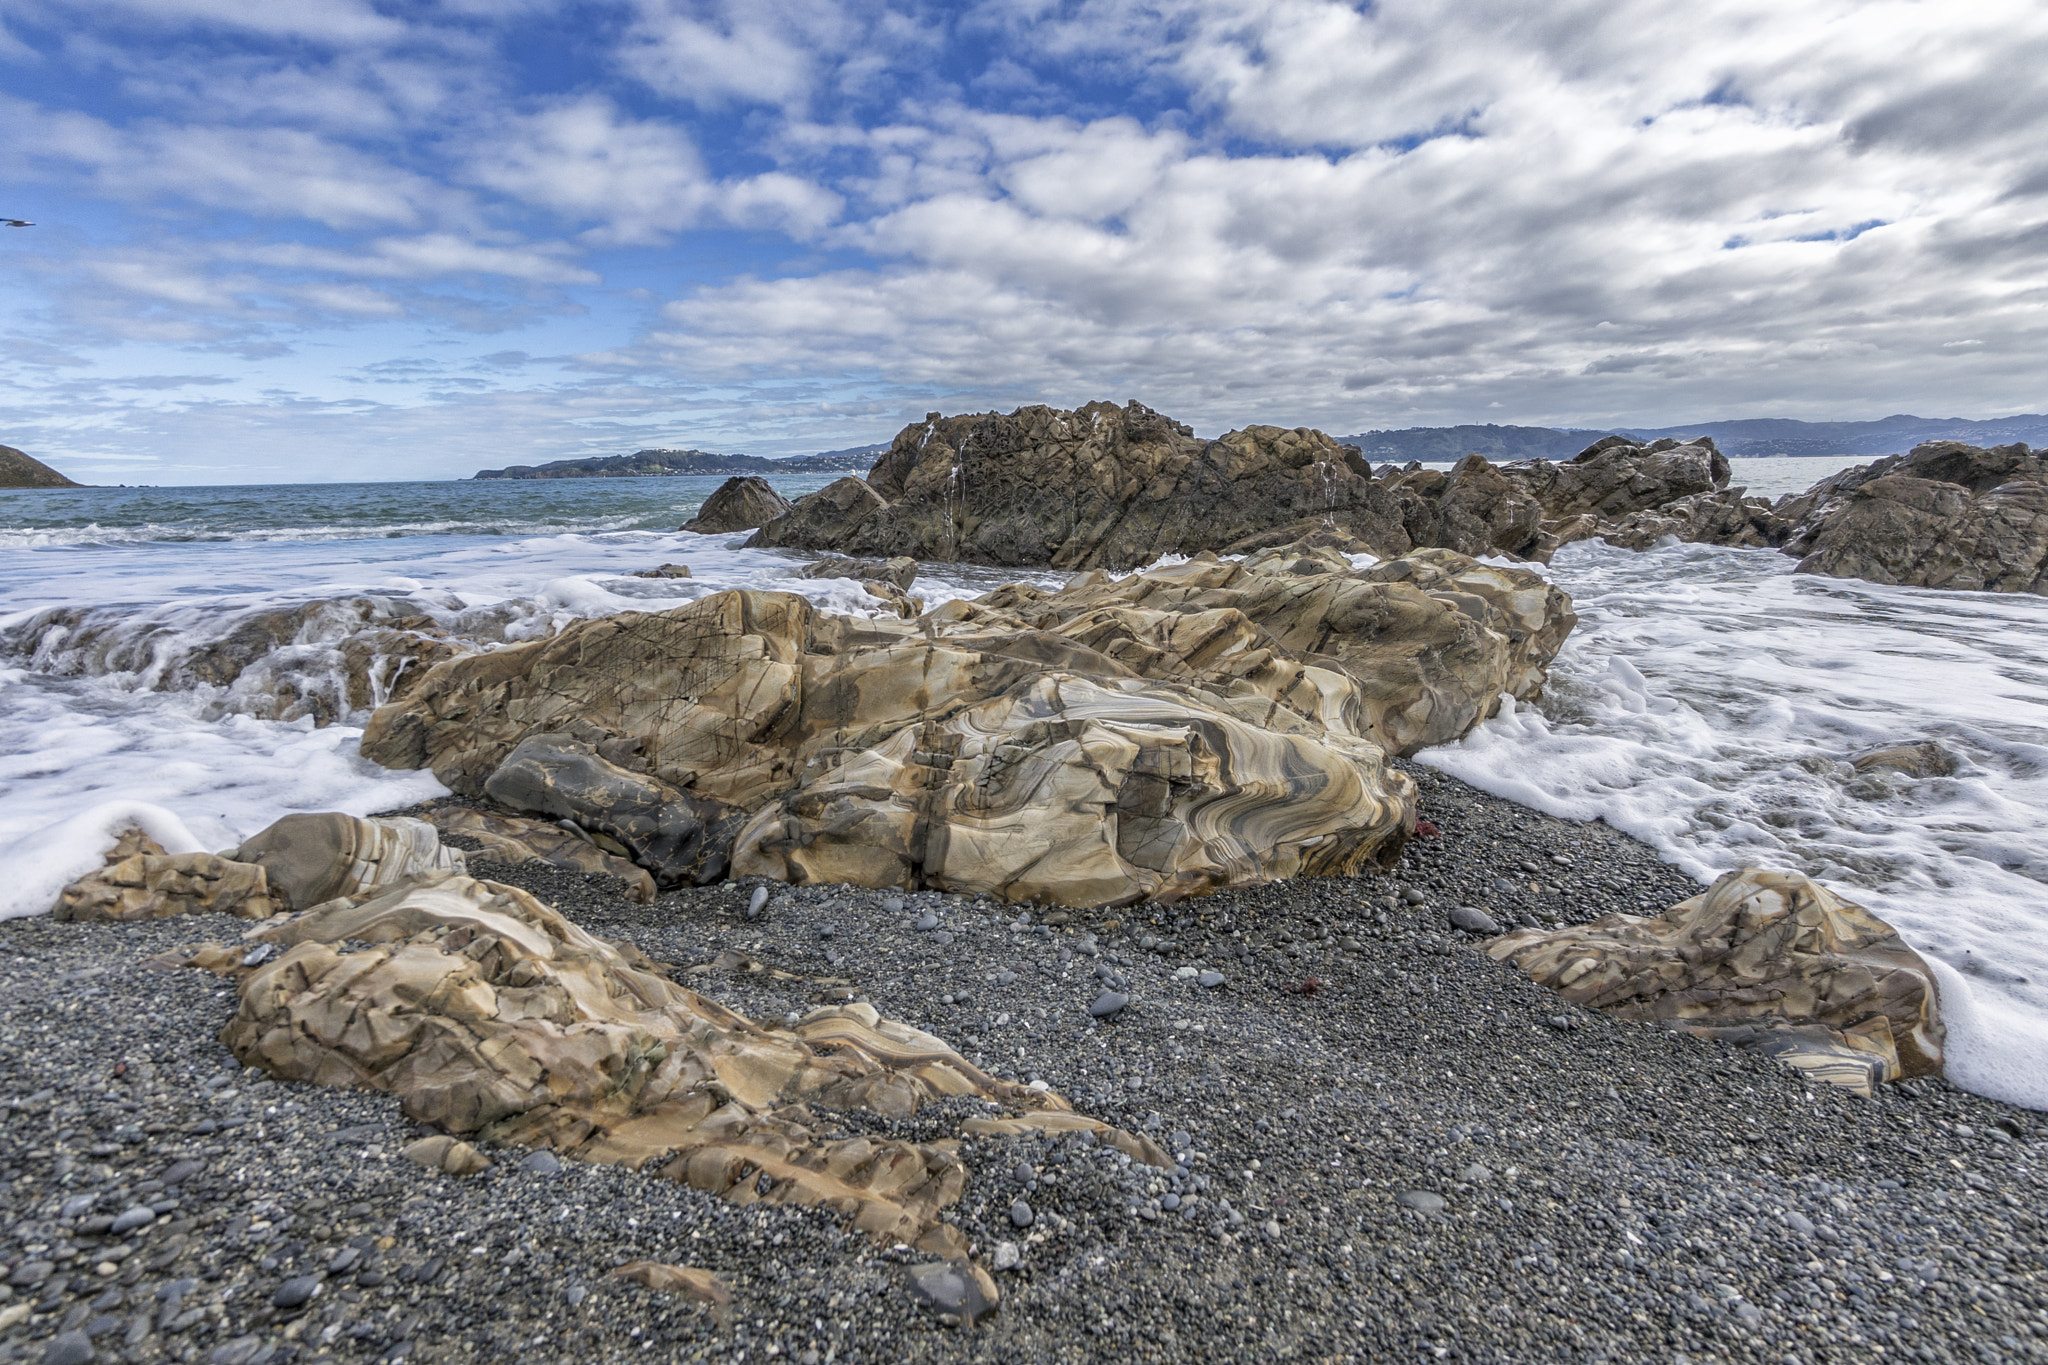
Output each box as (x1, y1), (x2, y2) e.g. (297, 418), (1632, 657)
(2, 0), (2045, 483)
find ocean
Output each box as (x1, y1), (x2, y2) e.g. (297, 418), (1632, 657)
(3, 458), (2043, 1110)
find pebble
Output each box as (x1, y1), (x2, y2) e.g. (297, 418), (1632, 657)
(273, 1275), (321, 1309)
(882, 896), (905, 913)
(1198, 971), (1225, 988)
(1399, 886), (1427, 905)
(519, 1150), (563, 1175)
(1010, 1198), (1035, 1228)
(1396, 1190), (1447, 1214)
(915, 912), (940, 932)
(109, 1207), (155, 1234)
(746, 887), (770, 919)
(992, 1241), (1021, 1272)
(59, 1195), (95, 1218)
(1784, 1210), (1814, 1234)
(1459, 1163), (1492, 1183)
(1087, 991), (1129, 1018)
(39, 1332), (93, 1365)
(1447, 905), (1501, 935)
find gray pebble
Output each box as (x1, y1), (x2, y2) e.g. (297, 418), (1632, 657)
(882, 896), (905, 913)
(1010, 1198), (1035, 1228)
(746, 887), (769, 919)
(59, 1195), (95, 1218)
(208, 1339), (265, 1365)
(1399, 886), (1428, 905)
(1458, 1163), (1492, 1183)
(519, 1151), (563, 1176)
(39, 1331), (94, 1365)
(565, 1284), (587, 1307)
(109, 1206), (155, 1235)
(992, 1241), (1020, 1272)
(931, 931), (954, 946)
(1448, 905), (1501, 934)
(915, 912), (940, 932)
(1087, 991), (1129, 1018)
(272, 1275), (321, 1309)
(1396, 1190), (1446, 1214)
(1784, 1210), (1814, 1234)
(1197, 971), (1225, 989)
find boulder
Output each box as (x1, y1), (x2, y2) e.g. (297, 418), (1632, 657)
(683, 476), (793, 533)
(798, 555), (920, 590)
(232, 813), (465, 912)
(1776, 442), (2048, 593)
(422, 806), (658, 903)
(481, 733), (746, 888)
(363, 544), (1572, 904)
(1486, 867), (1944, 1094)
(749, 476), (889, 550)
(53, 828), (276, 921)
(195, 872), (1166, 1246)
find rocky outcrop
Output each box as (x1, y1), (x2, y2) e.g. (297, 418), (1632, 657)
(1588, 488), (1795, 552)
(194, 872), (1166, 1248)
(424, 806), (658, 902)
(361, 545), (1571, 905)
(231, 813), (466, 912)
(798, 555), (919, 590)
(0, 443), (82, 489)
(1776, 442), (2048, 593)
(1487, 867), (1944, 1094)
(742, 404), (1730, 569)
(54, 829), (275, 921)
(683, 476), (793, 533)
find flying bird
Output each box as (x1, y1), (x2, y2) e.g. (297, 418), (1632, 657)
(1, 219), (31, 227)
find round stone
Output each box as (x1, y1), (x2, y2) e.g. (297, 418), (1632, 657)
(1400, 887), (1428, 905)
(519, 1151), (563, 1176)
(1396, 1190), (1446, 1214)
(109, 1207), (155, 1235)
(1197, 971), (1225, 988)
(915, 912), (940, 931)
(272, 1275), (321, 1309)
(39, 1331), (94, 1365)
(747, 887), (770, 918)
(882, 897), (905, 913)
(1009, 1199), (1035, 1228)
(1088, 991), (1129, 1018)
(1448, 905), (1501, 935)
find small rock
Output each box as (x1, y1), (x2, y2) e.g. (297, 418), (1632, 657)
(1459, 1164), (1492, 1183)
(905, 1260), (999, 1326)
(992, 1241), (1021, 1272)
(39, 1331), (94, 1365)
(882, 896), (905, 913)
(1400, 887), (1427, 905)
(915, 912), (940, 931)
(60, 1195), (95, 1218)
(1262, 1218), (1282, 1239)
(1396, 1190), (1446, 1214)
(1197, 971), (1225, 988)
(1161, 1193), (1180, 1211)
(1955, 1124), (1976, 1138)
(931, 931), (954, 946)
(208, 1339), (265, 1365)
(401, 1135), (490, 1176)
(1088, 991), (1129, 1018)
(565, 1284), (587, 1307)
(1447, 905), (1500, 935)
(272, 1276), (321, 1309)
(519, 1151), (563, 1176)
(240, 943), (276, 968)
(1009, 1199), (1035, 1228)
(1784, 1210), (1814, 1234)
(109, 1207), (155, 1235)
(747, 887), (770, 919)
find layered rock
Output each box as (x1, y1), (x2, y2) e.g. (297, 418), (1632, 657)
(683, 476), (793, 534)
(744, 402), (1730, 569)
(1588, 488), (1795, 552)
(424, 806), (659, 903)
(54, 829), (275, 921)
(195, 872), (1166, 1247)
(1777, 442), (2048, 593)
(1487, 867), (1944, 1094)
(232, 813), (466, 912)
(361, 545), (1573, 905)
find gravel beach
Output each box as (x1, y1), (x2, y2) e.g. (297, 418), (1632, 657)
(2, 761), (2043, 1365)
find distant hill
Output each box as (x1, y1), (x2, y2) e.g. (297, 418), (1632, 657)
(1342, 414), (2048, 464)
(0, 444), (83, 489)
(470, 444), (886, 481)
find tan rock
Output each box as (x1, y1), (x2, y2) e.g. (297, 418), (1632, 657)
(1487, 867), (1945, 1094)
(609, 1262), (732, 1304)
(54, 828), (276, 921)
(632, 563), (692, 579)
(423, 806), (658, 903)
(200, 873), (1165, 1245)
(233, 813), (466, 912)
(1849, 741), (1958, 779)
(401, 1135), (490, 1176)
(798, 555), (920, 590)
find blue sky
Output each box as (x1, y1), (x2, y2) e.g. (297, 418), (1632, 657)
(2, 0), (2046, 483)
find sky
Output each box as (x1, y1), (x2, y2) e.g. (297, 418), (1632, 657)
(2, 0), (2046, 484)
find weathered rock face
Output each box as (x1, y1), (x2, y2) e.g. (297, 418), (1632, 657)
(798, 555), (919, 590)
(232, 813), (466, 912)
(1777, 442), (2048, 593)
(199, 873), (1165, 1246)
(482, 734), (746, 888)
(54, 829), (275, 921)
(424, 806), (658, 903)
(744, 403), (1730, 569)
(362, 545), (1572, 905)
(1487, 867), (1944, 1094)
(1589, 488), (1795, 552)
(683, 476), (793, 533)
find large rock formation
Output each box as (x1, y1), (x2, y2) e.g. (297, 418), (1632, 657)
(232, 813), (466, 912)
(744, 403), (1729, 570)
(362, 544), (1574, 905)
(193, 872), (1165, 1249)
(1776, 442), (2048, 593)
(1487, 867), (1944, 1094)
(0, 443), (82, 489)
(682, 476), (793, 533)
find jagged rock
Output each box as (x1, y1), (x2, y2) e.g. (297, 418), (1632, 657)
(364, 546), (1570, 903)
(609, 1262), (733, 1305)
(232, 813), (465, 912)
(194, 872), (1166, 1245)
(798, 555), (920, 590)
(481, 734), (746, 888)
(683, 476), (794, 534)
(53, 828), (276, 921)
(743, 402), (1731, 569)
(423, 806), (658, 903)
(1849, 741), (1958, 778)
(1590, 487), (1797, 551)
(632, 563), (692, 579)
(1487, 867), (1944, 1094)
(1776, 443), (2048, 593)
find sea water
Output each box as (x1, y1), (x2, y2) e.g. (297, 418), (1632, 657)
(3, 458), (2043, 1110)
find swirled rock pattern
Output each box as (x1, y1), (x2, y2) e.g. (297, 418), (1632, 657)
(195, 872), (1164, 1245)
(423, 806), (658, 903)
(1486, 867), (1945, 1094)
(363, 545), (1572, 904)
(232, 813), (466, 912)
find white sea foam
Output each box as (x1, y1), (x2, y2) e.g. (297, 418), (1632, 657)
(1418, 538), (2048, 1110)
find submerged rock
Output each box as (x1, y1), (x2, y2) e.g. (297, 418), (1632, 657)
(1850, 741), (1959, 779)
(1487, 867), (1944, 1094)
(189, 872), (1165, 1244)
(683, 475), (793, 534)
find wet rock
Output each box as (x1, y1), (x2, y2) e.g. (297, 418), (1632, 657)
(54, 828), (275, 922)
(631, 563), (693, 579)
(1488, 866), (1945, 1093)
(797, 555), (920, 590)
(1850, 741), (1958, 779)
(748, 476), (890, 551)
(233, 812), (464, 912)
(682, 475), (794, 534)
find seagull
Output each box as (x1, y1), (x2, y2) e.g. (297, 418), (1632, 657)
(1, 219), (31, 227)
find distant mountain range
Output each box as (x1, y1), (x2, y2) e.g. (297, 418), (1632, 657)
(470, 444), (886, 480)
(1344, 414), (2048, 463)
